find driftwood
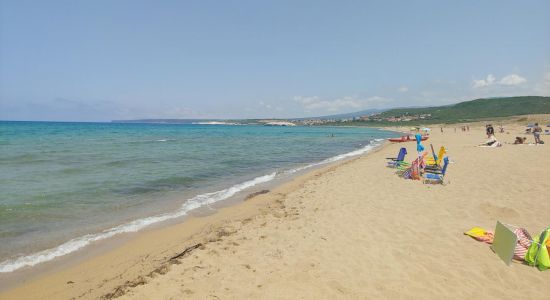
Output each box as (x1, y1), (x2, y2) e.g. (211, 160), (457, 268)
(169, 243), (203, 261)
(101, 243), (204, 299)
(244, 189), (269, 200)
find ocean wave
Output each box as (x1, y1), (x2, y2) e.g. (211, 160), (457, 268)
(285, 139), (383, 174)
(112, 176), (199, 195)
(0, 172), (276, 273)
(0, 153), (50, 164)
(0, 139), (383, 273)
(127, 138), (176, 144)
(192, 122), (239, 125)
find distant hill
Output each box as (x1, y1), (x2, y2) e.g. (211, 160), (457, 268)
(112, 119), (202, 124)
(291, 108), (386, 120)
(113, 96), (550, 125)
(111, 110), (388, 124)
(379, 96), (550, 121)
(340, 96), (550, 125)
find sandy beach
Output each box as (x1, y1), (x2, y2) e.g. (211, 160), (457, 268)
(2, 117), (549, 300)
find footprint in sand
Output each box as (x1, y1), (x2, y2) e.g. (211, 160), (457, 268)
(479, 202), (520, 219)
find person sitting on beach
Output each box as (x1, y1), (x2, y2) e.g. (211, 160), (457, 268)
(479, 135), (502, 147)
(513, 137), (527, 144)
(533, 123), (543, 144)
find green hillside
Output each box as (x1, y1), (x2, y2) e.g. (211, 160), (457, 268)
(378, 96), (550, 122)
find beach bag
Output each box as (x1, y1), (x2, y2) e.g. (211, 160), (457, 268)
(525, 228), (550, 271)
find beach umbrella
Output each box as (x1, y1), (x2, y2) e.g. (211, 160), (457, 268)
(414, 134), (425, 180)
(415, 133), (425, 154)
(415, 134), (425, 152)
(421, 127), (431, 131)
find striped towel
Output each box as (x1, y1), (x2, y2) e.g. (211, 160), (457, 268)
(402, 167), (412, 179)
(513, 228), (532, 261)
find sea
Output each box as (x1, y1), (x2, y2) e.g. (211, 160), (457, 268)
(0, 121), (397, 273)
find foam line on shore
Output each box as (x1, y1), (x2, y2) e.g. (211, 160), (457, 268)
(285, 138), (384, 174)
(0, 139), (383, 273)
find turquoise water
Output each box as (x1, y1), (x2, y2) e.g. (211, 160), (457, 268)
(0, 121), (396, 272)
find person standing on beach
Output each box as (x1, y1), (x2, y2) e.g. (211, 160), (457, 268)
(533, 123), (542, 144)
(486, 124), (495, 138)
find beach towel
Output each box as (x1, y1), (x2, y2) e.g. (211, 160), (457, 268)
(399, 152), (427, 180)
(512, 228), (532, 261)
(464, 227), (494, 244)
(478, 135), (502, 147)
(465, 226), (532, 261)
(402, 158), (422, 180)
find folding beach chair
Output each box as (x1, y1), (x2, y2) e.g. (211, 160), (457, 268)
(396, 152), (427, 174)
(422, 157), (449, 184)
(426, 145), (446, 167)
(386, 147), (407, 168)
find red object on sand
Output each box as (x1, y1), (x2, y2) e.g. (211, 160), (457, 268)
(388, 135), (429, 143)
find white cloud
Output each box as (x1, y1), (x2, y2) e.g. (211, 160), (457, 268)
(294, 96), (360, 112)
(398, 86), (409, 92)
(258, 101), (271, 109)
(258, 101), (284, 112)
(533, 72), (550, 95)
(499, 74), (527, 86)
(293, 95), (389, 112)
(473, 73), (527, 88)
(366, 96), (388, 104)
(472, 74), (496, 88)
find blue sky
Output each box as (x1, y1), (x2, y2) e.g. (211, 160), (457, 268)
(1, 0), (549, 121)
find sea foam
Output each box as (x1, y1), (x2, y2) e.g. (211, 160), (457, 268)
(0, 139), (383, 273)
(0, 172), (276, 273)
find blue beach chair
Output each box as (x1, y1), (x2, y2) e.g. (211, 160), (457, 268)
(386, 147), (407, 168)
(423, 157), (449, 184)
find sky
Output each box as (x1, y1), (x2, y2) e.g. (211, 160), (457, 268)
(1, 0), (549, 121)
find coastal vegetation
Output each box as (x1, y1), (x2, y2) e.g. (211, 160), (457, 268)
(113, 96), (550, 126)
(327, 96), (550, 126)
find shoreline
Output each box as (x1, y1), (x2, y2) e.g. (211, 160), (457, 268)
(2, 120), (549, 299)
(0, 138), (392, 298)
(0, 125), (396, 276)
